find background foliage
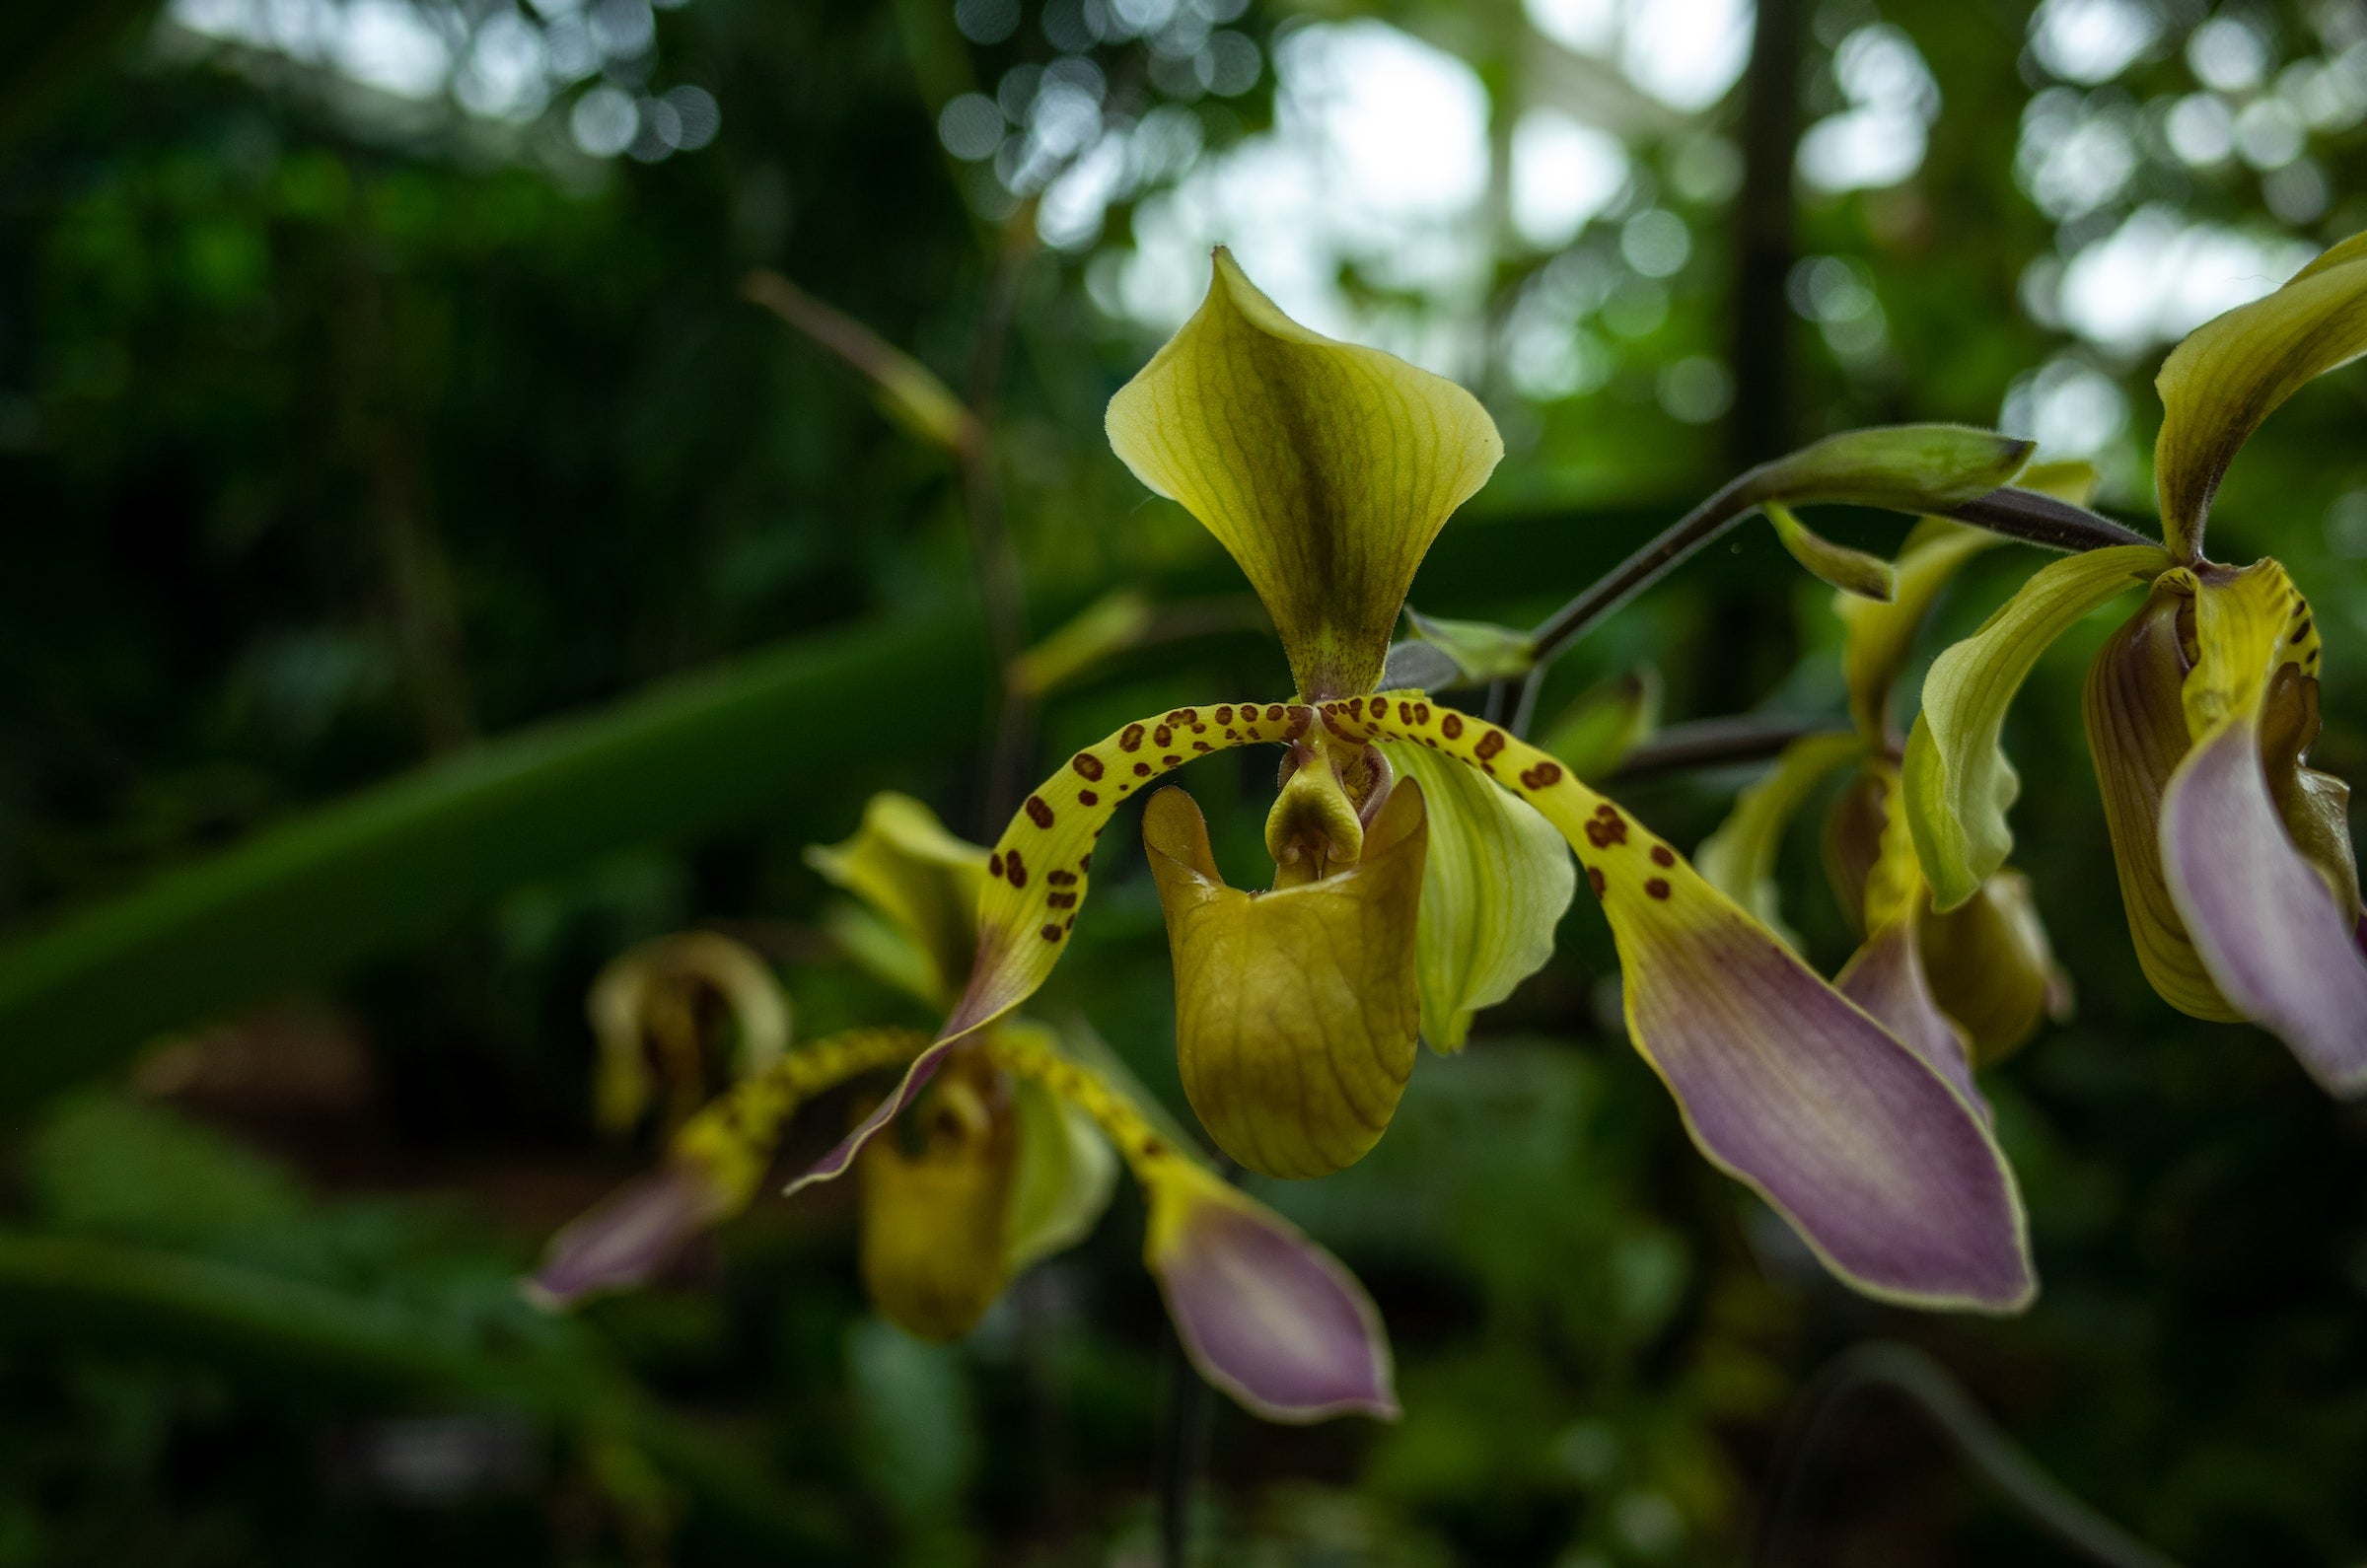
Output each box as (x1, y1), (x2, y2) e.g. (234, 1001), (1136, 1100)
(1, 0), (2364, 1562)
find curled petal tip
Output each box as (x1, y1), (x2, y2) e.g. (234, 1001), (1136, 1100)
(527, 1161), (732, 1311)
(1145, 1165), (1398, 1422)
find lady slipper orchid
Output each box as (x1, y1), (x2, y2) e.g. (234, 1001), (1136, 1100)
(1903, 234), (2367, 1095)
(1699, 490), (2084, 1105)
(531, 797), (1397, 1424)
(802, 249), (2037, 1314)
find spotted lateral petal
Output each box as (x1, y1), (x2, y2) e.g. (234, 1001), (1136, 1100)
(785, 701), (1310, 1195)
(1319, 693), (2034, 1311)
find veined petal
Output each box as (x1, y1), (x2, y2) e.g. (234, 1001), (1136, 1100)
(2154, 230), (2367, 556)
(1391, 740), (1575, 1052)
(1322, 695), (2034, 1310)
(1105, 249), (1503, 701)
(2160, 562), (2367, 1093)
(1144, 782), (1427, 1177)
(2162, 717), (2367, 1095)
(1695, 732), (1865, 949)
(1837, 921), (1982, 1113)
(806, 792), (991, 1010)
(786, 701), (1309, 1196)
(1141, 1157), (1398, 1423)
(1903, 543), (2171, 908)
(2083, 580), (2239, 1019)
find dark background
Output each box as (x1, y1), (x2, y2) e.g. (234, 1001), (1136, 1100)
(0, 0), (2363, 1562)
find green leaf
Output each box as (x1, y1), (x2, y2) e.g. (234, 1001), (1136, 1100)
(0, 606), (988, 1112)
(1902, 544), (2169, 909)
(1391, 742), (1576, 1052)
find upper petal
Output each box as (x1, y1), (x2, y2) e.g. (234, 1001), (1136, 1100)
(806, 792), (991, 1008)
(1392, 739), (1574, 1052)
(1144, 781), (1427, 1178)
(1327, 696), (2035, 1311)
(1105, 249), (1503, 701)
(2155, 229), (2367, 557)
(1902, 543), (2170, 908)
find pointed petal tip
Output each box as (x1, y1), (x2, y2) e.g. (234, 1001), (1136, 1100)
(528, 1161), (731, 1311)
(1146, 1169), (1398, 1423)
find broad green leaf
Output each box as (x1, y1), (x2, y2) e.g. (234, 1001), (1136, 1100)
(2154, 230), (2367, 557)
(1902, 544), (2169, 909)
(1693, 733), (1865, 949)
(1401, 607), (1537, 684)
(1749, 425), (2035, 515)
(1765, 502), (1897, 602)
(1106, 249), (1503, 701)
(1392, 741), (1575, 1052)
(0, 606), (988, 1111)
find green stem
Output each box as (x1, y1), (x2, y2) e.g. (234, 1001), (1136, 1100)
(1753, 1342), (2183, 1568)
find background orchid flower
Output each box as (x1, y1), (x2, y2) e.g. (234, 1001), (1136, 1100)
(805, 249), (2037, 1314)
(531, 799), (1397, 1424)
(1904, 234), (2367, 1097)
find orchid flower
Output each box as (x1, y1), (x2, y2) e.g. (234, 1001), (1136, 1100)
(1699, 485), (2085, 1109)
(1904, 235), (2367, 1096)
(530, 793), (1398, 1424)
(799, 249), (2037, 1313)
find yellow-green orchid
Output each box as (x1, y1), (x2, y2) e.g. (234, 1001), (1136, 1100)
(1699, 505), (2080, 1106)
(1904, 234), (2367, 1095)
(531, 797), (1398, 1424)
(797, 249), (2037, 1314)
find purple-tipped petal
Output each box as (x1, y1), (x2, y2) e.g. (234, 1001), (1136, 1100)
(785, 1036), (959, 1195)
(1143, 1163), (1397, 1423)
(526, 1161), (734, 1309)
(1837, 922), (1987, 1118)
(2160, 718), (2367, 1095)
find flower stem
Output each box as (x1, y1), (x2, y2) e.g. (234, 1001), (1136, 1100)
(1607, 717), (1844, 780)
(1752, 1341), (2182, 1568)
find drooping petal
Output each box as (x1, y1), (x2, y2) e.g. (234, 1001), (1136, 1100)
(2083, 580), (2241, 1019)
(1694, 732), (1865, 948)
(1902, 543), (2171, 908)
(526, 1160), (738, 1309)
(857, 1053), (1020, 1341)
(1765, 501), (1897, 602)
(807, 792), (992, 1009)
(979, 1025), (1398, 1424)
(2159, 561), (2367, 1094)
(2162, 717), (2367, 1095)
(1140, 1157), (1398, 1423)
(531, 1028), (928, 1308)
(2154, 229), (2367, 557)
(1144, 781), (1427, 1178)
(1836, 921), (1982, 1113)
(1326, 695), (2034, 1310)
(1105, 249), (1503, 701)
(1391, 740), (1574, 1052)
(1918, 870), (2071, 1067)
(787, 701), (1309, 1196)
